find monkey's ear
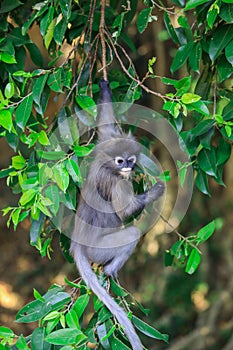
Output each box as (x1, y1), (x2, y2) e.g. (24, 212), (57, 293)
(97, 79), (121, 142)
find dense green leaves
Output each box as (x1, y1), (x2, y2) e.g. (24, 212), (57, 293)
(209, 25), (233, 62)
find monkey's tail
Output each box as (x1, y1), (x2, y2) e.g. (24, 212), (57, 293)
(72, 245), (143, 350)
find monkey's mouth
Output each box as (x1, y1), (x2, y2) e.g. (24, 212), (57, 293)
(119, 168), (132, 177)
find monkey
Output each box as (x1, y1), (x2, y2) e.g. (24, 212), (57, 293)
(70, 79), (165, 350)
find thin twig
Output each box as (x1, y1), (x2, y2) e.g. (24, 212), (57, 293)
(65, 34), (100, 103)
(151, 0), (175, 15)
(213, 74), (217, 118)
(99, 0), (107, 80)
(104, 30), (177, 102)
(154, 208), (202, 254)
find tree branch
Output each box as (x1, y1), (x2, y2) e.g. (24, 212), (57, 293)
(99, 0), (107, 80)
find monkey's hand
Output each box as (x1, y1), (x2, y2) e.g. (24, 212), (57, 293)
(147, 181), (165, 203)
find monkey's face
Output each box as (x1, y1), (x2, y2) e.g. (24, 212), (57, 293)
(114, 155), (136, 177)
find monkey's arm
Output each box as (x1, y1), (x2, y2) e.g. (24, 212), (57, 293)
(113, 180), (165, 221)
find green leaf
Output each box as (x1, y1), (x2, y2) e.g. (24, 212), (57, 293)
(12, 208), (21, 229)
(181, 93), (201, 104)
(16, 299), (52, 323)
(225, 40), (233, 65)
(45, 185), (60, 215)
(207, 1), (220, 28)
(195, 169), (210, 196)
(191, 119), (215, 136)
(217, 55), (233, 82)
(0, 109), (13, 131)
(53, 164), (69, 192)
(75, 95), (96, 115)
(59, 0), (72, 20)
(73, 294), (90, 318)
(38, 130), (50, 146)
(209, 25), (233, 62)
(185, 0), (210, 10)
(132, 316), (169, 343)
(15, 94), (33, 129)
(37, 150), (66, 161)
(74, 144), (95, 157)
(109, 337), (131, 350)
(0, 167), (14, 179)
(0, 326), (14, 338)
(216, 138), (231, 165)
(198, 147), (217, 177)
(46, 328), (86, 345)
(15, 334), (30, 350)
(138, 152), (160, 176)
(31, 327), (50, 350)
(44, 18), (56, 49)
(0, 0), (22, 13)
(33, 74), (49, 106)
(171, 42), (194, 73)
(110, 278), (128, 297)
(65, 158), (82, 183)
(164, 12), (179, 44)
(54, 17), (68, 45)
(40, 6), (54, 36)
(137, 8), (152, 33)
(0, 52), (17, 64)
(22, 4), (48, 35)
(65, 309), (80, 329)
(58, 108), (79, 146)
(20, 189), (37, 206)
(25, 43), (43, 66)
(185, 249), (201, 274)
(47, 69), (63, 92)
(188, 100), (210, 116)
(219, 3), (233, 22)
(30, 213), (45, 246)
(4, 82), (15, 99)
(189, 42), (202, 72)
(197, 221), (216, 243)
(12, 154), (26, 169)
(43, 311), (60, 321)
(225, 124), (232, 137)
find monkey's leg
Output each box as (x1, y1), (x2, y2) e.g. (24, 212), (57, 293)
(103, 226), (140, 278)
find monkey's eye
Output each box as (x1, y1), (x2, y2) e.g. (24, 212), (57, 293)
(115, 157), (124, 165)
(128, 155), (136, 164)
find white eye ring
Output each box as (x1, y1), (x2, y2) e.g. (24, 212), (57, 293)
(128, 155), (136, 164)
(115, 157), (124, 165)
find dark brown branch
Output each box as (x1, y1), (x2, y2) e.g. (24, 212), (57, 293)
(100, 0), (107, 80)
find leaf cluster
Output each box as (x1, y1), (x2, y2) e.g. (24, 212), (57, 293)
(0, 279), (168, 350)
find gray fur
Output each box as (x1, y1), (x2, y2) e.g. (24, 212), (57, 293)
(70, 79), (165, 350)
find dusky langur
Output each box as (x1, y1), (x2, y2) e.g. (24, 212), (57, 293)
(70, 79), (165, 350)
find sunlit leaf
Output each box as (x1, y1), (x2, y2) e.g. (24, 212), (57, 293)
(197, 221), (216, 243)
(185, 249), (201, 274)
(0, 109), (13, 131)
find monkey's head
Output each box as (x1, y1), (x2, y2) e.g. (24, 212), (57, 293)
(96, 135), (141, 178)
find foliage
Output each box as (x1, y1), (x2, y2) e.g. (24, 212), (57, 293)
(0, 0), (232, 349)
